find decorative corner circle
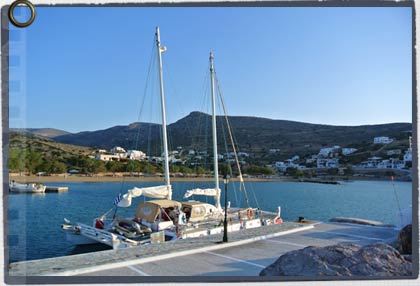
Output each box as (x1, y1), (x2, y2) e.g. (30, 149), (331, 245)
(8, 0), (36, 28)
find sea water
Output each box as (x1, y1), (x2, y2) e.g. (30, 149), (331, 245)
(7, 180), (412, 262)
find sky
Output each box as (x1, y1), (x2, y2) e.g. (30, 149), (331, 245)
(9, 7), (412, 133)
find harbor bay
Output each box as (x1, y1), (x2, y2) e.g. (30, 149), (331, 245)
(8, 180), (411, 263)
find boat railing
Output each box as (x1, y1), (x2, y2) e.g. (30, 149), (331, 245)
(77, 223), (140, 249)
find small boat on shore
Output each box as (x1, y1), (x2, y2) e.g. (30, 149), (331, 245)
(9, 181), (46, 193)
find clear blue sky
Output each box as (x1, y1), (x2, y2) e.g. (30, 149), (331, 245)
(9, 7), (412, 133)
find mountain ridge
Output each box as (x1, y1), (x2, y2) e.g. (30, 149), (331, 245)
(41, 112), (412, 161)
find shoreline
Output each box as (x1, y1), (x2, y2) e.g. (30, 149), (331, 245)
(8, 174), (409, 183)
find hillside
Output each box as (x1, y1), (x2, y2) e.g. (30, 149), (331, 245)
(10, 128), (70, 138)
(52, 112), (412, 160)
(9, 132), (94, 159)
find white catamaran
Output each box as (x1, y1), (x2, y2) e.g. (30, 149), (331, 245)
(62, 27), (282, 249)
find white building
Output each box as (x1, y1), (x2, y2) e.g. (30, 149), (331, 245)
(306, 154), (318, 164)
(319, 146), (340, 157)
(387, 149), (402, 156)
(274, 161), (288, 172)
(111, 146), (126, 153)
(290, 155), (300, 162)
(376, 159), (405, 169)
(342, 148), (358, 156)
(373, 137), (393, 144)
(127, 150), (146, 161)
(317, 158), (339, 169)
(359, 157), (382, 168)
(188, 150), (195, 156)
(96, 154), (120, 162)
(238, 152), (249, 157)
(224, 152), (234, 159)
(404, 136), (412, 163)
(169, 156), (183, 164)
(269, 149), (280, 154)
(274, 160), (305, 172)
(150, 156), (163, 163)
(404, 150), (412, 163)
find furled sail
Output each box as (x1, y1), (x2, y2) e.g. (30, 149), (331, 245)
(183, 188), (221, 210)
(117, 185), (172, 207)
(183, 188), (218, 198)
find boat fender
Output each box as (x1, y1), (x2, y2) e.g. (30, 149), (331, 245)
(275, 217), (283, 224)
(95, 219), (105, 229)
(247, 209), (254, 219)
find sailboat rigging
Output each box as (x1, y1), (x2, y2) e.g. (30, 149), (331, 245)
(61, 28), (283, 249)
(61, 27), (182, 248)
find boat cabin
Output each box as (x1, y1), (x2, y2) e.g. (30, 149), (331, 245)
(181, 201), (220, 223)
(136, 200), (182, 222)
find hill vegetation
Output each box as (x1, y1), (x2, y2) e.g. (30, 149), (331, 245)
(52, 111), (411, 161)
(9, 112), (412, 177)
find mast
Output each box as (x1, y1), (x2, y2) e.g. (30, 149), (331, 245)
(210, 52), (221, 210)
(156, 27), (171, 199)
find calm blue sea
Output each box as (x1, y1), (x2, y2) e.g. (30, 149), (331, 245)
(7, 180), (412, 262)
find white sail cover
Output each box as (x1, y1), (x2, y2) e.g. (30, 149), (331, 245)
(183, 188), (219, 198)
(117, 185), (172, 207)
(183, 188), (222, 210)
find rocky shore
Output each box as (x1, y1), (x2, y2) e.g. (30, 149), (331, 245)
(260, 224), (413, 277)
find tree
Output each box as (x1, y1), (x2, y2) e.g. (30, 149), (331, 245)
(245, 165), (275, 176)
(303, 169), (315, 178)
(218, 163), (232, 176)
(343, 166), (353, 176)
(143, 162), (156, 174)
(170, 164), (180, 173)
(285, 167), (304, 177)
(9, 148), (26, 172)
(195, 166), (205, 175)
(25, 151), (43, 174)
(37, 160), (52, 174)
(50, 161), (67, 174)
(92, 160), (106, 174)
(327, 168), (339, 176)
(106, 160), (124, 175)
(126, 160), (141, 175)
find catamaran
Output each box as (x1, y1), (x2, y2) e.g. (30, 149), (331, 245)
(62, 27), (282, 249)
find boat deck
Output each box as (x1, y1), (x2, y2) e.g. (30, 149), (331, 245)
(8, 221), (398, 277)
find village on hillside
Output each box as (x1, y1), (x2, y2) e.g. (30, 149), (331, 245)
(76, 135), (412, 181)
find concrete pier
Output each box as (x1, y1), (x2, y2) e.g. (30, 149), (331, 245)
(7, 221), (398, 277)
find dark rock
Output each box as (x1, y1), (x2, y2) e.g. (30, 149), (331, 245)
(396, 224), (412, 254)
(259, 243), (412, 277)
